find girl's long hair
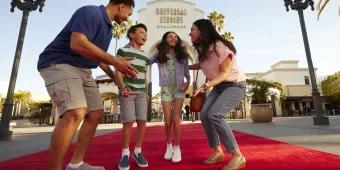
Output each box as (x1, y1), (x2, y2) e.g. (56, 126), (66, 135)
(192, 19), (236, 62)
(156, 31), (189, 63)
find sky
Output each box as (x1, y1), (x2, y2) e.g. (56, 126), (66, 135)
(0, 0), (339, 101)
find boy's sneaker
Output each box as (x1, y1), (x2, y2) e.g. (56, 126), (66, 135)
(65, 162), (105, 170)
(132, 152), (148, 168)
(164, 145), (173, 160)
(118, 155), (130, 170)
(171, 147), (182, 163)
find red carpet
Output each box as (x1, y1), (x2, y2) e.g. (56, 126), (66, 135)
(0, 123), (340, 170)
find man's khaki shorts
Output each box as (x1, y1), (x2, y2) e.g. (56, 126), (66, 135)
(39, 64), (103, 116)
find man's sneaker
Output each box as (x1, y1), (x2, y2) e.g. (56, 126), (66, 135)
(132, 152), (148, 168)
(164, 145), (173, 160)
(65, 162), (105, 170)
(118, 155), (130, 170)
(171, 147), (182, 163)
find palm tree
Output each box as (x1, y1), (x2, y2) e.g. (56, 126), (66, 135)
(112, 19), (133, 54)
(0, 95), (5, 113)
(208, 11), (225, 32)
(222, 31), (235, 42)
(317, 0), (339, 19)
(12, 90), (32, 117)
(317, 0), (330, 20)
(246, 79), (283, 104)
(208, 11), (235, 41)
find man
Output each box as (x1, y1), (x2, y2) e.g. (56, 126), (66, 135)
(115, 23), (149, 170)
(37, 1), (137, 170)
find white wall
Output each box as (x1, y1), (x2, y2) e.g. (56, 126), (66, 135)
(270, 70), (310, 85)
(271, 62), (298, 69)
(98, 83), (118, 94)
(261, 71), (276, 82)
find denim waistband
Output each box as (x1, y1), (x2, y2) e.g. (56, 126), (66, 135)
(214, 81), (246, 92)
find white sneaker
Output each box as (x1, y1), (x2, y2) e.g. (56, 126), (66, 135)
(171, 147), (181, 163)
(164, 144), (173, 160)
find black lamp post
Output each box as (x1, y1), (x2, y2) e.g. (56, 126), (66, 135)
(284, 0), (329, 125)
(0, 0), (45, 140)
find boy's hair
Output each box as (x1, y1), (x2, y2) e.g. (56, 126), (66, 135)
(109, 0), (135, 7)
(127, 23), (147, 41)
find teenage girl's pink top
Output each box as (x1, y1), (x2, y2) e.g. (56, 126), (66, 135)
(200, 41), (246, 83)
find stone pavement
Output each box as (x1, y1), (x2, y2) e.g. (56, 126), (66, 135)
(228, 116), (340, 156)
(0, 116), (339, 161)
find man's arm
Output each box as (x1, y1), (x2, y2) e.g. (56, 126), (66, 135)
(70, 32), (138, 77)
(99, 63), (117, 85)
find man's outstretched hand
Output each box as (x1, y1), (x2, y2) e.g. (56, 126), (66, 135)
(114, 57), (139, 78)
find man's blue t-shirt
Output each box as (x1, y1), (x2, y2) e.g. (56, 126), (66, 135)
(37, 5), (112, 70)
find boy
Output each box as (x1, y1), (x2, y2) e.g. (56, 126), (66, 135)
(116, 23), (149, 170)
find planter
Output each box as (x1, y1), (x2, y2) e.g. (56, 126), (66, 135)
(250, 103), (273, 123)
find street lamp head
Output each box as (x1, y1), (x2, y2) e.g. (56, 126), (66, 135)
(10, 0), (45, 13)
(284, 0), (315, 11)
(36, 0), (45, 12)
(284, 0), (292, 11)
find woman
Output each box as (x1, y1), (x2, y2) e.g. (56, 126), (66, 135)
(149, 31), (190, 163)
(189, 19), (247, 170)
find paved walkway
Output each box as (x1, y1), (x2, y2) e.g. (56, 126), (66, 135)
(0, 116), (339, 161)
(228, 116), (340, 156)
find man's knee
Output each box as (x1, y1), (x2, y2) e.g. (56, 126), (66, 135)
(61, 108), (86, 124)
(85, 110), (104, 122)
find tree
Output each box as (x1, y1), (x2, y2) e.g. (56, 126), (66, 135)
(246, 79), (283, 104)
(316, 0), (339, 20)
(112, 19), (133, 54)
(321, 72), (340, 100)
(12, 90), (32, 116)
(208, 11), (235, 41)
(221, 31), (234, 42)
(0, 95), (5, 113)
(208, 11), (225, 32)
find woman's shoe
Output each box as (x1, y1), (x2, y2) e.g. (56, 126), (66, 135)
(203, 152), (224, 164)
(222, 155), (246, 170)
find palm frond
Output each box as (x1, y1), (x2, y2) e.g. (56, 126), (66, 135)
(317, 0), (330, 20)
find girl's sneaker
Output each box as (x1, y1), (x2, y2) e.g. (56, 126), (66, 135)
(171, 147), (181, 162)
(164, 144), (173, 160)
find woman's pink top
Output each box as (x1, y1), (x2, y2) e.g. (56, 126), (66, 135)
(200, 41), (246, 83)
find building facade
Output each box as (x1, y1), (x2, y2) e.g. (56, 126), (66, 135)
(137, 0), (204, 54)
(246, 60), (331, 117)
